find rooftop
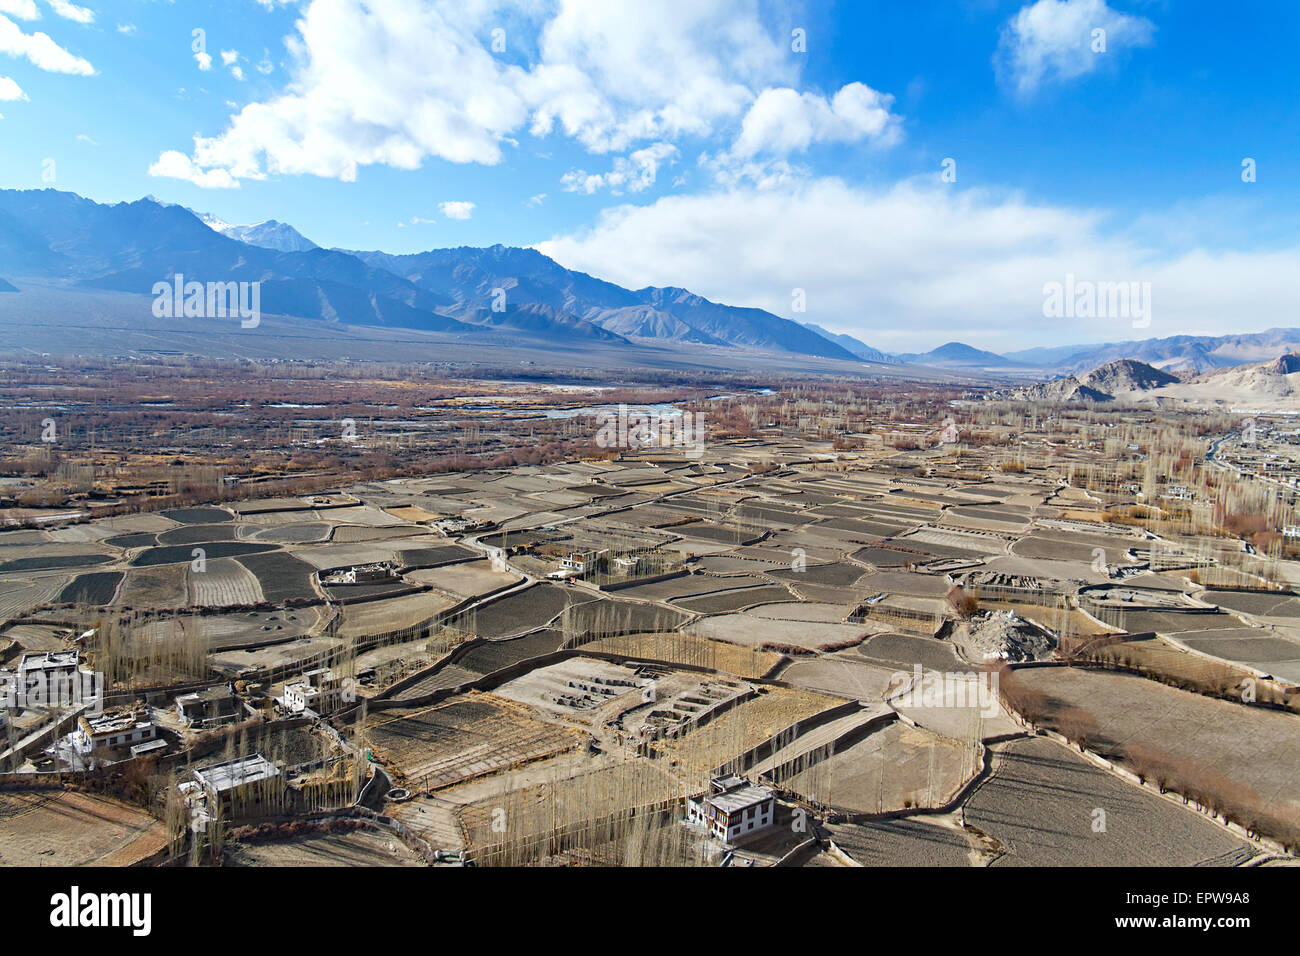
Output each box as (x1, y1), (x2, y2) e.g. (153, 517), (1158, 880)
(706, 783), (774, 815)
(19, 650), (81, 671)
(193, 754), (281, 793)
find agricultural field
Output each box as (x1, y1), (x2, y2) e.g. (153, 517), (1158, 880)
(780, 720), (975, 813)
(0, 790), (166, 866)
(224, 827), (426, 867)
(1007, 667), (1300, 843)
(334, 590), (461, 639)
(584, 632), (780, 678)
(963, 737), (1254, 867)
(187, 559), (263, 608)
(366, 692), (586, 790)
(826, 818), (982, 867)
(5, 380), (1300, 874)
(56, 571), (124, 606)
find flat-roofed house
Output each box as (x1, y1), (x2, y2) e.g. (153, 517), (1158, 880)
(687, 774), (776, 844)
(175, 684), (239, 727)
(74, 711), (156, 758)
(7, 650), (99, 710)
(282, 668), (352, 715)
(189, 753), (285, 823)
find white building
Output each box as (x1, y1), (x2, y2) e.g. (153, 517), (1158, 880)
(282, 668), (353, 715)
(686, 774), (776, 844)
(73, 712), (156, 757)
(186, 753), (284, 827)
(554, 549), (607, 579)
(1, 650), (100, 711)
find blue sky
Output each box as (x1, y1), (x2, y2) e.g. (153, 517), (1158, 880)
(2, 0), (1298, 351)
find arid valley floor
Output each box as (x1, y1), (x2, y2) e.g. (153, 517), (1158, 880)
(3, 368), (1299, 868)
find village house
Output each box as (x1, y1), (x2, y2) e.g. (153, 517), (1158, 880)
(282, 668), (353, 715)
(686, 774), (776, 844)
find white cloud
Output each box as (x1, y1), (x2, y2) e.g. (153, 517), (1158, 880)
(408, 215), (435, 225)
(148, 149), (241, 189)
(75, 132), (96, 144)
(996, 0), (1155, 95)
(46, 0), (93, 25)
(116, 22), (136, 36)
(525, 193), (546, 207)
(0, 12), (94, 73)
(158, 0), (807, 185)
(219, 51), (250, 84)
(562, 142), (677, 195)
(536, 177), (1300, 352)
(438, 200), (474, 219)
(730, 83), (901, 157)
(525, 0), (791, 154)
(0, 1), (38, 21)
(194, 50), (212, 71)
(0, 73), (25, 99)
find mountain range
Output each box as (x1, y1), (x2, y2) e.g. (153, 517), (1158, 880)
(893, 341), (1028, 369)
(1003, 359), (1179, 403)
(1001, 329), (1300, 375)
(198, 212), (319, 253)
(4, 188), (1300, 379)
(800, 323), (897, 364)
(0, 188), (865, 363)
(998, 353), (1300, 411)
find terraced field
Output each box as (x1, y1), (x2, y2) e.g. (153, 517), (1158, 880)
(187, 558), (263, 607)
(238, 552), (320, 604)
(56, 571), (124, 605)
(964, 736), (1252, 867)
(131, 542), (277, 567)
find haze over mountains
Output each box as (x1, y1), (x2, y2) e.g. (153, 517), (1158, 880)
(894, 342), (1028, 370)
(3, 188), (1300, 382)
(0, 188), (860, 363)
(1005, 329), (1300, 375)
